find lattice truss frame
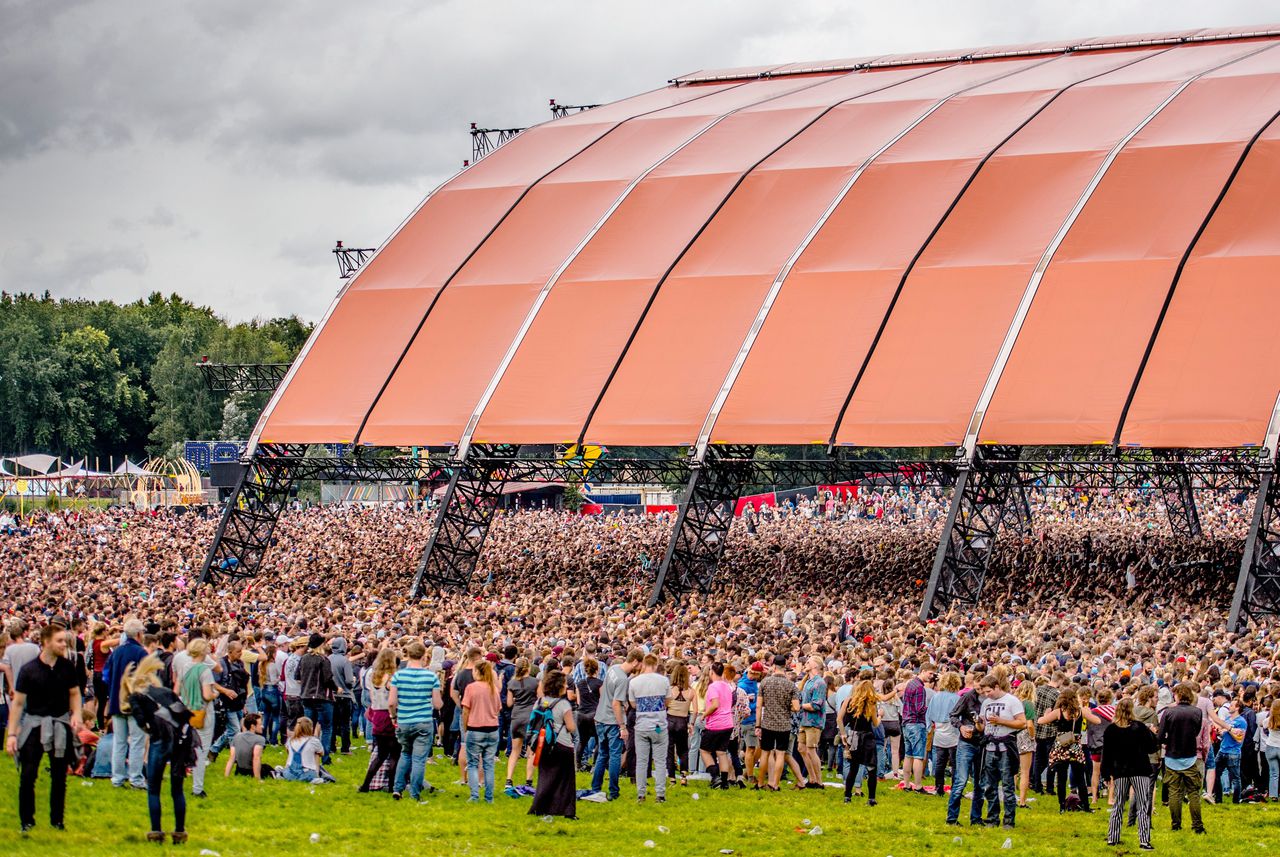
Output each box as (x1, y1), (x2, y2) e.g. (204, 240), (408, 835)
(196, 362), (291, 394)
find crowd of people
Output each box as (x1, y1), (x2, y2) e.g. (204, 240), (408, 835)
(1, 482), (1278, 847)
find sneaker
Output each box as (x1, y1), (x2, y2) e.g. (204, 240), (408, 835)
(51, 822), (65, 831)
(504, 786), (520, 799)
(20, 823), (34, 834)
(191, 790), (208, 799)
(867, 798), (877, 807)
(392, 792), (402, 801)
(1139, 845), (1154, 851)
(637, 795), (646, 803)
(843, 796), (851, 804)
(656, 796), (666, 803)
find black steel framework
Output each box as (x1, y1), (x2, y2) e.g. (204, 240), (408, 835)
(549, 99), (600, 119)
(471, 125), (524, 162)
(1152, 449), (1203, 537)
(408, 445), (518, 598)
(920, 445), (1024, 620)
(649, 445), (757, 606)
(196, 361), (291, 394)
(1231, 464), (1280, 630)
(333, 241), (376, 279)
(198, 443), (306, 587)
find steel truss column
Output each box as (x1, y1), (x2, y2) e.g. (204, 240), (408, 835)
(919, 445), (1023, 621)
(198, 443), (307, 587)
(1230, 468), (1280, 631)
(409, 444), (518, 598)
(648, 445), (756, 607)
(1152, 449), (1202, 537)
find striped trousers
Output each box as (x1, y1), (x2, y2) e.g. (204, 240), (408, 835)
(1108, 775), (1153, 847)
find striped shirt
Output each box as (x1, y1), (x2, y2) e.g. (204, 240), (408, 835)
(390, 666), (440, 725)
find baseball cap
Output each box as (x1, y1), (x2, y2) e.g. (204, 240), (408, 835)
(749, 661), (766, 674)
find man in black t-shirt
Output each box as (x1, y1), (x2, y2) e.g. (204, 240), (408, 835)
(6, 624), (83, 833)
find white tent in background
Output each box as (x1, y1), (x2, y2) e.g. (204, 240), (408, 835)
(5, 453), (60, 474)
(114, 460), (157, 477)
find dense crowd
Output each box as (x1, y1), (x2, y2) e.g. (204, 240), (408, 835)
(1, 486), (1278, 847)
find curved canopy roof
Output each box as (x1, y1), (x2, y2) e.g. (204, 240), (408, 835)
(255, 26), (1280, 452)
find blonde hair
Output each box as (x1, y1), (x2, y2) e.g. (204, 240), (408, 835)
(370, 648), (397, 689)
(474, 660), (498, 693)
(186, 638), (210, 661)
(119, 655), (164, 712)
(1016, 679), (1037, 702)
(292, 716), (315, 739)
(1112, 697), (1134, 729)
(844, 679), (881, 724)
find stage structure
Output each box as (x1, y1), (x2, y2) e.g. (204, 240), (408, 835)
(195, 359), (290, 394)
(549, 99), (600, 119)
(201, 26), (1280, 631)
(470, 124), (524, 163)
(333, 241), (376, 279)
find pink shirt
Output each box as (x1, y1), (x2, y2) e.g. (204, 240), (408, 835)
(463, 680), (501, 729)
(705, 680), (735, 730)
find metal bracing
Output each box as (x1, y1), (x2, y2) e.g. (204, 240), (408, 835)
(333, 241), (376, 279)
(919, 445), (1024, 620)
(197, 443), (307, 587)
(549, 99), (600, 119)
(649, 445), (757, 606)
(409, 445), (518, 598)
(1153, 449), (1203, 537)
(196, 361), (291, 394)
(1230, 468), (1280, 631)
(470, 125), (524, 162)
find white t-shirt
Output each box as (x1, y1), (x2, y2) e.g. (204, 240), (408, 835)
(288, 736), (324, 771)
(980, 693), (1024, 744)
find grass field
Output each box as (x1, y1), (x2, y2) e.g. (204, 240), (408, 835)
(3, 745), (1277, 856)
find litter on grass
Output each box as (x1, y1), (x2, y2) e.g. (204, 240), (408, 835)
(807, 826), (824, 836)
(658, 826), (670, 834)
(691, 793), (700, 800)
(801, 818), (811, 827)
(199, 851), (221, 857)
(1002, 838), (1012, 849)
(644, 840), (656, 848)
(310, 833), (320, 843)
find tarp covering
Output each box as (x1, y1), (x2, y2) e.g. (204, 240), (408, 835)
(257, 27), (1280, 451)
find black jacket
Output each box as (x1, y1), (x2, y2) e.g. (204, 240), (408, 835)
(1100, 722), (1156, 779)
(297, 652), (336, 702)
(950, 689), (983, 746)
(1158, 703), (1202, 760)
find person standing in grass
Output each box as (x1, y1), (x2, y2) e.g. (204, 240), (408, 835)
(504, 657), (539, 796)
(629, 654), (670, 803)
(122, 654), (193, 845)
(1014, 678), (1037, 808)
(388, 640), (442, 801)
(529, 669), (578, 818)
(1102, 698), (1157, 851)
(839, 679), (879, 806)
(180, 638), (236, 800)
(104, 618), (148, 789)
(590, 648), (641, 800)
(665, 662), (693, 786)
(927, 671), (961, 797)
(359, 647), (401, 793)
(976, 674), (1026, 829)
(755, 654), (800, 791)
(797, 658), (827, 790)
(462, 659), (502, 803)
(6, 623), (82, 835)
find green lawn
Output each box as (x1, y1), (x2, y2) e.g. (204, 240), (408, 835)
(3, 745), (1276, 855)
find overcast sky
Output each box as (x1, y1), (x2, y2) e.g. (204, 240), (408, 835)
(3, 0), (1277, 322)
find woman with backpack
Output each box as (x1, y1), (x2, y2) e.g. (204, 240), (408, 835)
(528, 669), (578, 819)
(122, 654), (194, 845)
(839, 679), (880, 806)
(1037, 687), (1100, 813)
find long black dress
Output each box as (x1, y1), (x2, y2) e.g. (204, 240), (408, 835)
(529, 698), (577, 819)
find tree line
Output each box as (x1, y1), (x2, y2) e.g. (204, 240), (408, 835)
(0, 291), (311, 463)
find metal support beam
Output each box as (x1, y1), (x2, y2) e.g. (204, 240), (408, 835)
(919, 445), (1023, 620)
(197, 443), (306, 587)
(1153, 449), (1203, 537)
(470, 125), (524, 162)
(196, 361), (291, 394)
(1230, 469), (1280, 631)
(409, 444), (518, 598)
(549, 99), (600, 119)
(333, 241), (376, 279)
(649, 445), (757, 606)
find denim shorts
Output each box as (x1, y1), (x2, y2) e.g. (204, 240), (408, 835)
(902, 722), (928, 759)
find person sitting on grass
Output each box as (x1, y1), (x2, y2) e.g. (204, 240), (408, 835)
(224, 713), (266, 780)
(279, 717), (333, 784)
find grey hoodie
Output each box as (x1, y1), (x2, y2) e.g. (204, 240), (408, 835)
(329, 638), (355, 701)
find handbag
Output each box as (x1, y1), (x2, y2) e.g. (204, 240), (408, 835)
(189, 708), (206, 730)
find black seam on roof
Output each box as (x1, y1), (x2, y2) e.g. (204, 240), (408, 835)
(575, 61), (959, 449)
(825, 45), (1172, 451)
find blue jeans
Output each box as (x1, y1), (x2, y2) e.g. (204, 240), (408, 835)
(590, 724), (625, 797)
(111, 714), (146, 786)
(947, 741), (984, 824)
(466, 729), (499, 801)
(1215, 752), (1242, 803)
(145, 734), (186, 834)
(902, 722), (927, 759)
(301, 700), (334, 765)
(260, 686), (283, 744)
(981, 747), (1018, 825)
(1264, 744), (1280, 798)
(209, 710), (242, 756)
(393, 721), (435, 799)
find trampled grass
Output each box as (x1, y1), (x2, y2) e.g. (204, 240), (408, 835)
(3, 745), (1277, 856)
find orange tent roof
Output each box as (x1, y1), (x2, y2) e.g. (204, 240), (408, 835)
(255, 26), (1280, 452)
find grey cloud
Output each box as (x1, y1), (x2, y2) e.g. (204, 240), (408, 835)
(1, 240), (149, 297)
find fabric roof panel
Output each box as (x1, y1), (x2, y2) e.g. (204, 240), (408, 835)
(1121, 125), (1280, 447)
